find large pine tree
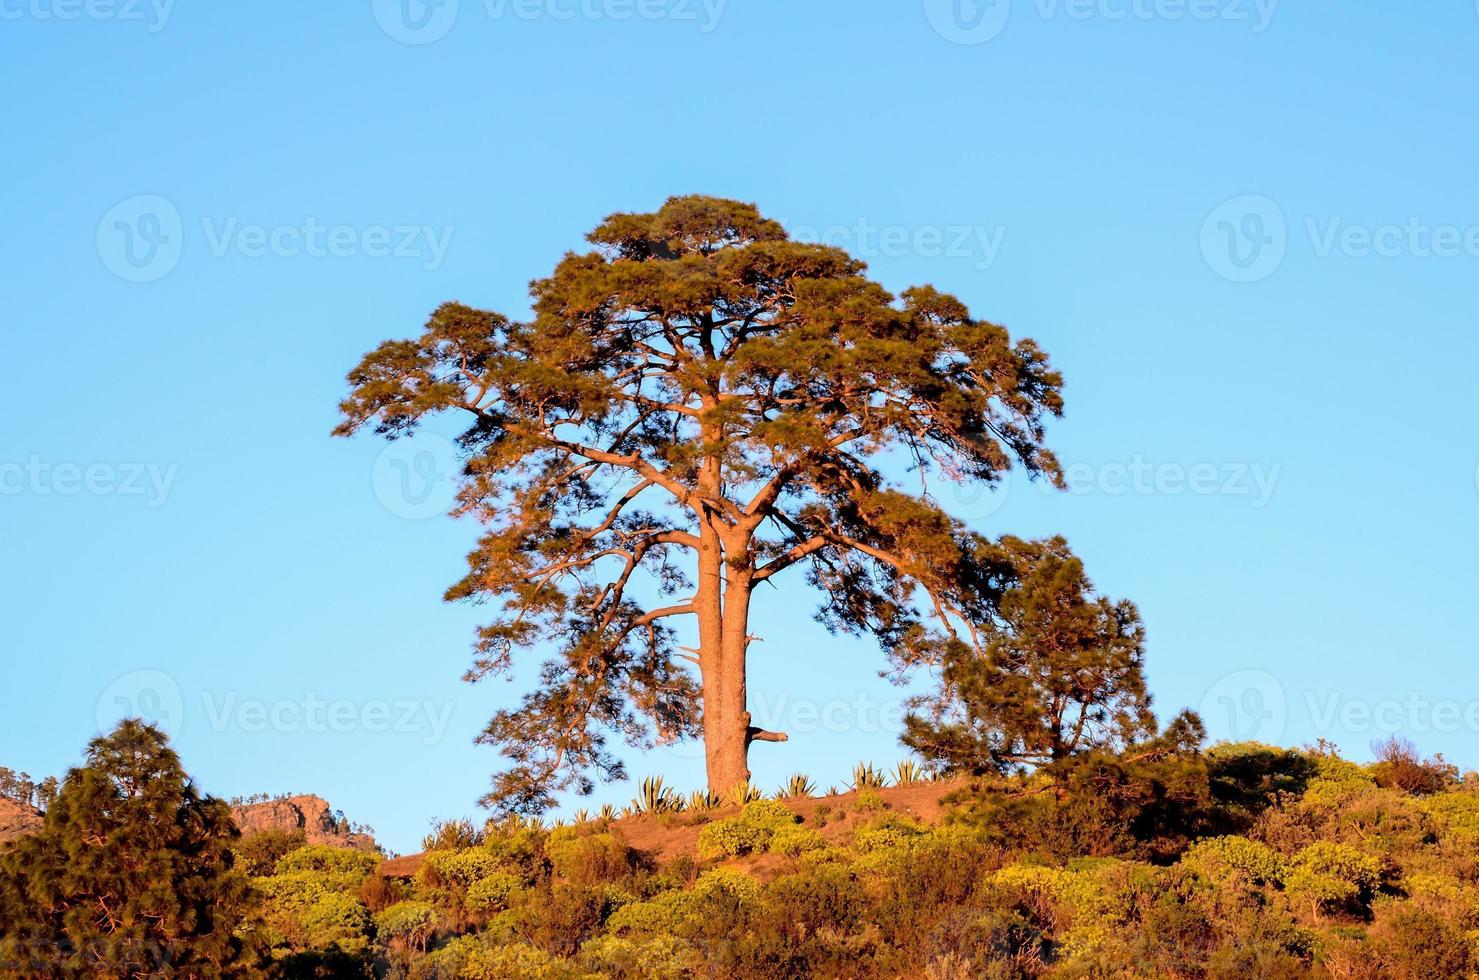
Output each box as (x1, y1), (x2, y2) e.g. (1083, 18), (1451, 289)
(336, 195), (1065, 812)
(0, 720), (261, 979)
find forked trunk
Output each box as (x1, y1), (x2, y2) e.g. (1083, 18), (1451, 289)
(702, 568), (754, 794)
(695, 516), (771, 795)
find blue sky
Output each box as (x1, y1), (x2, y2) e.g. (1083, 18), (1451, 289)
(3, 2), (1477, 854)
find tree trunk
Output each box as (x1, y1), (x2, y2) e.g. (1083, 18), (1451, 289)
(694, 513), (746, 794)
(706, 567), (754, 793)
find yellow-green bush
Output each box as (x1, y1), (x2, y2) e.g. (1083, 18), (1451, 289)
(1285, 841), (1381, 915)
(695, 799), (798, 859)
(374, 899), (442, 951)
(1182, 835), (1284, 886)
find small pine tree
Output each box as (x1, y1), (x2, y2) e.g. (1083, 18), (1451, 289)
(0, 720), (262, 978)
(903, 536), (1155, 775)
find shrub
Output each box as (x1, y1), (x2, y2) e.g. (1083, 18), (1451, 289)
(297, 890), (373, 953)
(606, 890), (696, 937)
(1182, 836), (1284, 887)
(375, 899), (442, 952)
(770, 825), (826, 857)
(466, 871), (524, 914)
(507, 881), (613, 957)
(579, 935), (694, 980)
(1369, 902), (1476, 978)
(695, 800), (798, 859)
(359, 869), (409, 912)
(1285, 841), (1381, 917)
(1369, 737), (1456, 796)
(418, 937), (592, 980)
(276, 844), (381, 879)
(546, 830), (636, 884)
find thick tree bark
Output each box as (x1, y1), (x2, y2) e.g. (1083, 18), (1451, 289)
(708, 565), (754, 792)
(695, 512), (747, 793)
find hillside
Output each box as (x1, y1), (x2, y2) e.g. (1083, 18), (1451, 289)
(227, 743), (1479, 978)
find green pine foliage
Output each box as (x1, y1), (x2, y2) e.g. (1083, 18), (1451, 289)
(0, 720), (262, 978)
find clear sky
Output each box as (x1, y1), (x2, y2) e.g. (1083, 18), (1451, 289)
(3, 2), (1477, 854)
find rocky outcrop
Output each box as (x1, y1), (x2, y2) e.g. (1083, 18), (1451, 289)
(0, 798), (43, 846)
(231, 794), (377, 852)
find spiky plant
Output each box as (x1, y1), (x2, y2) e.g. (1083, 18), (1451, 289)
(727, 780), (762, 807)
(850, 763), (889, 791)
(893, 760), (926, 786)
(572, 808), (593, 825)
(687, 789), (721, 812)
(598, 803), (618, 822)
(778, 774), (817, 799)
(631, 775), (681, 814)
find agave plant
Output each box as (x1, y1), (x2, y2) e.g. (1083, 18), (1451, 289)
(778, 774), (817, 799)
(572, 808), (593, 825)
(727, 780), (763, 807)
(598, 803), (618, 822)
(893, 760), (926, 787)
(687, 788), (722, 812)
(850, 762), (889, 791)
(631, 775), (682, 815)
